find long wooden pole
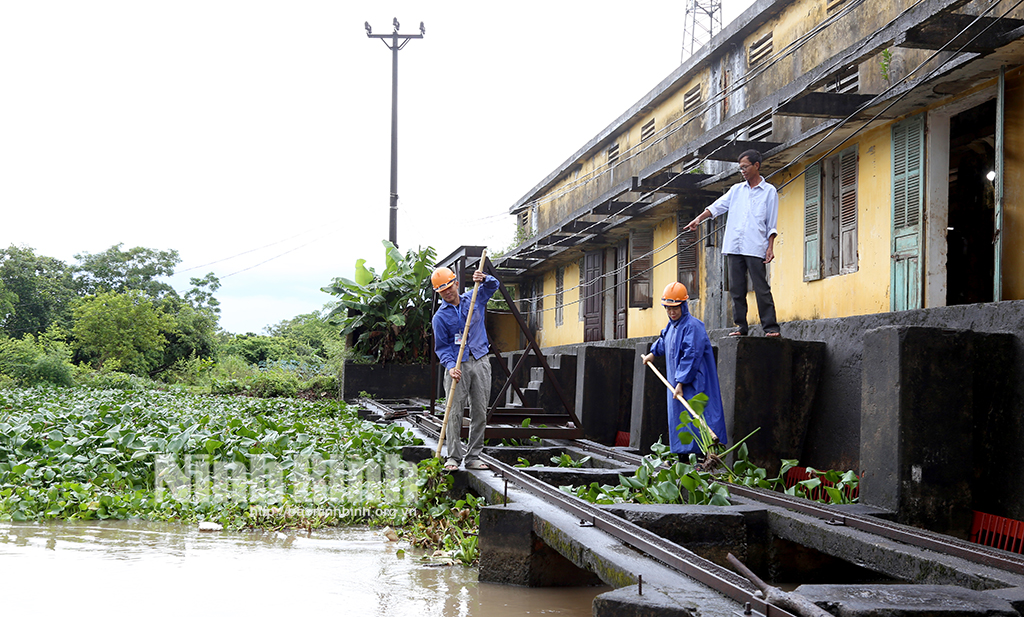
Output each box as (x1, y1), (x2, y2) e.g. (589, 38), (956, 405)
(644, 360), (719, 443)
(435, 250), (487, 459)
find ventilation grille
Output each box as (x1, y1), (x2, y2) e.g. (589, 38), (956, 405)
(607, 142), (620, 166)
(683, 84), (702, 113)
(824, 66), (859, 94)
(749, 32), (773, 68)
(748, 115), (773, 142)
(641, 118), (656, 143)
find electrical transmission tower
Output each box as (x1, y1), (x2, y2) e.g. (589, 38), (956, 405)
(681, 0), (722, 63)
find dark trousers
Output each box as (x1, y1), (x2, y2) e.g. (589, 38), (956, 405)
(728, 254), (779, 334)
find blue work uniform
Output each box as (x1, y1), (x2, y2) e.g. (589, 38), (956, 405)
(649, 303), (728, 455)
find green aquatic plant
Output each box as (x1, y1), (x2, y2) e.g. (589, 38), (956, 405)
(0, 387), (421, 526)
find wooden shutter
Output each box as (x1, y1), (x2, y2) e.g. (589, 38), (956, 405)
(891, 114), (925, 311)
(629, 229), (653, 308)
(838, 147), (859, 274)
(583, 251), (603, 342)
(578, 258), (585, 322)
(676, 214), (700, 299)
(615, 241), (628, 339)
(554, 266), (564, 327)
(804, 162), (822, 281)
(893, 118), (924, 231)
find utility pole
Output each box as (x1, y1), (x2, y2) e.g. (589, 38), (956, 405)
(365, 18), (424, 249)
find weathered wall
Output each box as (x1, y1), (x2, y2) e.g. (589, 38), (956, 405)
(773, 122), (893, 322)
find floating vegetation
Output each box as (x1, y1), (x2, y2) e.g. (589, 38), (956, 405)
(0, 386), (421, 527)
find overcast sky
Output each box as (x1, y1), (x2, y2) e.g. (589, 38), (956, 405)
(0, 1), (753, 334)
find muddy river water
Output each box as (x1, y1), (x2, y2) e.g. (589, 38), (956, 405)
(0, 520), (607, 615)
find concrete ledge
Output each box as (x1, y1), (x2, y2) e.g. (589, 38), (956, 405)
(593, 584), (701, 617)
(797, 584), (1018, 617)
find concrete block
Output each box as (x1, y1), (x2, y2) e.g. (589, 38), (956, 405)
(602, 504), (758, 569)
(576, 346), (633, 445)
(478, 503), (603, 587)
(717, 336), (825, 476)
(797, 584), (1017, 617)
(593, 584), (701, 617)
(985, 586), (1024, 615)
(861, 326), (975, 536)
(630, 341), (672, 453)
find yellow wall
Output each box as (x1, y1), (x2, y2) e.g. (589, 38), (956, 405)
(537, 261), (584, 348)
(1004, 70), (1024, 300)
(773, 123), (894, 321)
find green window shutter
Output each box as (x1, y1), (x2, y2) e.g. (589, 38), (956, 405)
(804, 162), (822, 281)
(838, 146), (859, 274)
(893, 115), (924, 232)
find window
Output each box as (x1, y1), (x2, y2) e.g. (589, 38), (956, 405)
(629, 228), (653, 308)
(683, 84), (702, 113)
(607, 142), (620, 166)
(641, 118), (656, 143)
(804, 146), (859, 280)
(555, 266), (564, 327)
(677, 215), (700, 299)
(748, 31), (773, 68)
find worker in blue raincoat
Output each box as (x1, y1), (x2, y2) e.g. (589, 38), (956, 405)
(642, 282), (727, 456)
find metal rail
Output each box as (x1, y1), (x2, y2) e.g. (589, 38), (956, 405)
(571, 439), (1024, 576)
(372, 400), (1024, 610)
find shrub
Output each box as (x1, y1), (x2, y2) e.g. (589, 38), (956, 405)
(73, 366), (155, 391)
(0, 332), (75, 387)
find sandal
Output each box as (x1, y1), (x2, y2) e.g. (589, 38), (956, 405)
(765, 331), (781, 338)
(465, 460), (489, 471)
(728, 331), (746, 337)
(443, 458), (459, 472)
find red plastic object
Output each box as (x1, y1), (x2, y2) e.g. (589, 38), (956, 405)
(970, 511), (1024, 554)
(614, 431), (630, 447)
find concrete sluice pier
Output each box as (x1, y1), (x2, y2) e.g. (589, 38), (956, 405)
(402, 440), (1024, 617)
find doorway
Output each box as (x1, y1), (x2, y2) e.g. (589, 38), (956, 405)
(946, 99), (996, 305)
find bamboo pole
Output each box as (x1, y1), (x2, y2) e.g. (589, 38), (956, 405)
(435, 250), (487, 459)
(644, 360), (719, 443)
(727, 553), (833, 617)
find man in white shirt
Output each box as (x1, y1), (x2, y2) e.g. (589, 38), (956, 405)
(685, 149), (781, 337)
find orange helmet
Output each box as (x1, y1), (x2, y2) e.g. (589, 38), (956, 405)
(661, 281), (689, 306)
(430, 267), (457, 292)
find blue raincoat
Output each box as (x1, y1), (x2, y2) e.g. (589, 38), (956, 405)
(649, 303), (727, 455)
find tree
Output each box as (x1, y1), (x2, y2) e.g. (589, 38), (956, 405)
(0, 245), (77, 338)
(322, 241), (436, 364)
(72, 290), (176, 375)
(265, 309), (340, 360)
(184, 272), (222, 314)
(74, 243), (181, 299)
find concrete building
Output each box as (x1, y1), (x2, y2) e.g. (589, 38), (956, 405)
(493, 0), (1024, 340)
(472, 0), (1024, 537)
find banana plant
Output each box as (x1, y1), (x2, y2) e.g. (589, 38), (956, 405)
(322, 241), (437, 364)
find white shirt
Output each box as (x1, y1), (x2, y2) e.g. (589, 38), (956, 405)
(707, 176), (779, 258)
